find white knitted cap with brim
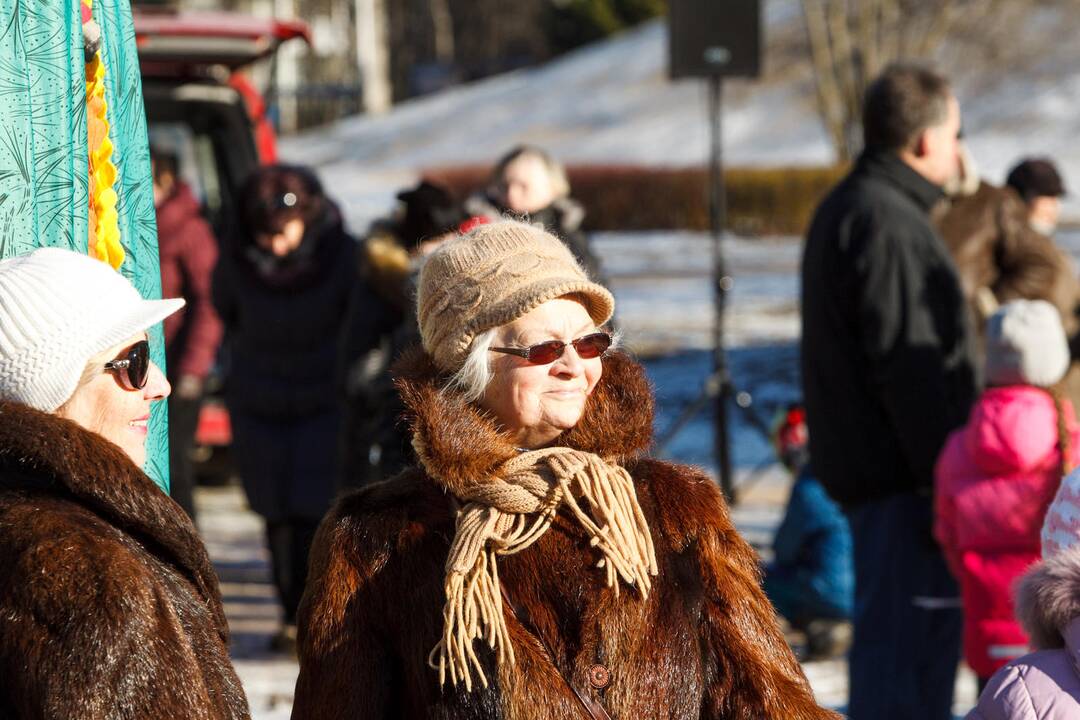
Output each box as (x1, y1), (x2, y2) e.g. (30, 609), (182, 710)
(416, 220), (614, 371)
(0, 248), (185, 412)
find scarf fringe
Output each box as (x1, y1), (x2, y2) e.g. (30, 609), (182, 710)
(425, 447), (657, 690)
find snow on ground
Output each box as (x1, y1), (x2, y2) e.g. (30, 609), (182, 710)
(282, 1), (1080, 234)
(280, 6), (830, 233)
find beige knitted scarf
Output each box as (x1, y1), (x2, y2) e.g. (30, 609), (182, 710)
(420, 444), (658, 691)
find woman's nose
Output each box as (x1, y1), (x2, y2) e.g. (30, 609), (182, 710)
(507, 187), (526, 212)
(144, 361), (171, 401)
(271, 235), (290, 256)
(553, 344), (585, 377)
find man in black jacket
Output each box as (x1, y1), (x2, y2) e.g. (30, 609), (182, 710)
(801, 64), (976, 719)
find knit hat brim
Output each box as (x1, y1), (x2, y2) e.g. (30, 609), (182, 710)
(38, 297), (185, 412)
(440, 278), (614, 371)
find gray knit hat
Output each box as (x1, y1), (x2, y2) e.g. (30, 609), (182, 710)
(416, 220), (614, 370)
(0, 248), (185, 411)
(985, 299), (1070, 388)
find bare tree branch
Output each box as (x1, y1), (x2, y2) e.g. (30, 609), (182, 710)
(429, 0), (455, 64)
(802, 0), (852, 160)
(857, 0), (882, 84)
(800, 0), (1049, 161)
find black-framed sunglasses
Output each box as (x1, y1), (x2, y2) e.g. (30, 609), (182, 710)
(490, 332), (612, 365)
(103, 340), (150, 391)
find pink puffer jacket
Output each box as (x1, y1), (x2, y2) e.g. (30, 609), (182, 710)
(935, 386), (1080, 678)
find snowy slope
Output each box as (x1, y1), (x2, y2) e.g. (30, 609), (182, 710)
(281, 0), (1080, 231)
(280, 1), (830, 230)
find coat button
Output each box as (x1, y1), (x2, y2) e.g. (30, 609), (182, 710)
(588, 663), (611, 690)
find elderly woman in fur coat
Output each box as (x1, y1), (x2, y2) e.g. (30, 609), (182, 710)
(293, 220), (834, 719)
(0, 249), (249, 719)
(967, 466), (1080, 718)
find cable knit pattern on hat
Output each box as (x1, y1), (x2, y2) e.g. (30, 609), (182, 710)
(0, 248), (184, 411)
(416, 220), (614, 370)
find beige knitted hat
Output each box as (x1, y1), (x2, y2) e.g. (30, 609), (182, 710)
(417, 220), (614, 370)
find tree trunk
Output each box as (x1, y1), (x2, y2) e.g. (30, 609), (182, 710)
(429, 0), (455, 64)
(802, 0), (851, 162)
(799, 0), (1040, 162)
(355, 0), (392, 113)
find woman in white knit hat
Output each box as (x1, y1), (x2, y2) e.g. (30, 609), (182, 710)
(292, 220), (834, 719)
(0, 248), (249, 719)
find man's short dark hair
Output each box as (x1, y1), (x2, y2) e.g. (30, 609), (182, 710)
(1006, 158), (1066, 200)
(862, 64), (952, 153)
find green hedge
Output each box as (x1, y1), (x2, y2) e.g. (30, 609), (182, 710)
(423, 164), (847, 236)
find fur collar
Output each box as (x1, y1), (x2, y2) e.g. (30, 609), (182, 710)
(0, 401), (228, 636)
(393, 346), (654, 497)
(1016, 547), (1080, 650)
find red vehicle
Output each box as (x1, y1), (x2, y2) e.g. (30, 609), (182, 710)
(133, 6), (310, 483)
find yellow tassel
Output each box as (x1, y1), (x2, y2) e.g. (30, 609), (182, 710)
(84, 1), (124, 270)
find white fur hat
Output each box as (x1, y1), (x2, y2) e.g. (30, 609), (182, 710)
(985, 299), (1070, 388)
(0, 248), (184, 412)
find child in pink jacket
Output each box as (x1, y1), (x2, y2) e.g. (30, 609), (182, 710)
(936, 299), (1080, 690)
(966, 466), (1080, 718)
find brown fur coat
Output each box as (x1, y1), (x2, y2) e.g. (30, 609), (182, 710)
(936, 181), (1080, 334)
(936, 180), (1080, 407)
(0, 401), (249, 719)
(293, 349), (836, 719)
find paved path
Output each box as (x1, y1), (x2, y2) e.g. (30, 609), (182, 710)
(197, 487), (297, 720)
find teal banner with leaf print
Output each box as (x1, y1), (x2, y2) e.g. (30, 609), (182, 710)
(0, 0), (170, 491)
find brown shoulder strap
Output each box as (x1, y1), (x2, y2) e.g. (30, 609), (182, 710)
(499, 585), (612, 720)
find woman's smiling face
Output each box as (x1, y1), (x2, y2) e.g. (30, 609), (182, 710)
(57, 333), (171, 467)
(479, 297), (603, 449)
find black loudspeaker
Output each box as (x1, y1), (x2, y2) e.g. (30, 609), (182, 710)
(669, 0), (762, 79)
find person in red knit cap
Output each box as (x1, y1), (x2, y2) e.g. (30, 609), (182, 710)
(763, 403), (854, 660)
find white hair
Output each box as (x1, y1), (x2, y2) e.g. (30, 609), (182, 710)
(445, 327), (497, 403)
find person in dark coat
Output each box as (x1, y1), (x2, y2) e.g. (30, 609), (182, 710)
(338, 180), (462, 489)
(293, 221), (836, 720)
(465, 144), (606, 284)
(935, 146), (1080, 409)
(800, 64), (977, 719)
(213, 164), (385, 650)
(152, 145), (224, 520)
(0, 248), (249, 719)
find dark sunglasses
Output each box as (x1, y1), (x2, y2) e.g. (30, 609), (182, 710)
(103, 340), (150, 390)
(490, 332), (612, 365)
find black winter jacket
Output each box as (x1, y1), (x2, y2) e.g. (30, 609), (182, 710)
(800, 151), (977, 507)
(213, 204), (385, 419)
